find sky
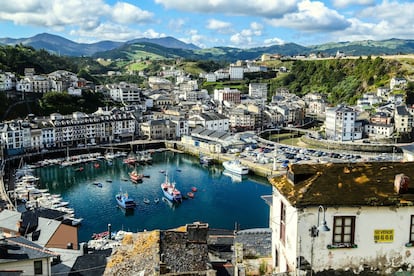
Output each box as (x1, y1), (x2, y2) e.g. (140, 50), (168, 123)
(0, 0), (413, 49)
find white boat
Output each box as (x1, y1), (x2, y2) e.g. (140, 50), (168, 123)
(222, 160), (249, 175)
(160, 172), (182, 203)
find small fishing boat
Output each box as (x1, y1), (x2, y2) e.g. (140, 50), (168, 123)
(93, 182), (102, 187)
(191, 187), (197, 192)
(154, 197), (160, 204)
(143, 198), (150, 204)
(106, 179), (112, 183)
(187, 192), (195, 199)
(129, 169), (143, 182)
(115, 190), (136, 209)
(94, 163), (100, 168)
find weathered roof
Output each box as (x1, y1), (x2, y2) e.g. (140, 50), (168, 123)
(269, 162), (414, 208)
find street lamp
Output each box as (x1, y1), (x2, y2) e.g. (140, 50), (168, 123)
(309, 205), (330, 237)
(309, 205), (330, 276)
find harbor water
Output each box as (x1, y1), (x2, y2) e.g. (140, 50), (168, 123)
(34, 151), (272, 242)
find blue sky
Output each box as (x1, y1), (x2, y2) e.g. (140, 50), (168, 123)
(0, 0), (413, 48)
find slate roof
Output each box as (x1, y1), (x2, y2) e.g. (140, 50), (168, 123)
(26, 217), (60, 247)
(70, 249), (111, 276)
(269, 162), (414, 208)
(0, 236), (55, 264)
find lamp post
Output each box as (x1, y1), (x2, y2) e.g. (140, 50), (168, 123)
(309, 205), (330, 276)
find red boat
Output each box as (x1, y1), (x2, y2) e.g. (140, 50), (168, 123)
(187, 192), (195, 198)
(92, 231), (109, 240)
(123, 157), (136, 165)
(129, 170), (143, 182)
(191, 187), (197, 192)
(94, 163), (100, 168)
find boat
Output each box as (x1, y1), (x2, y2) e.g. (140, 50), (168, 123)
(106, 179), (112, 183)
(115, 190), (136, 209)
(187, 192), (194, 198)
(154, 198), (160, 204)
(223, 169), (245, 182)
(160, 172), (182, 203)
(92, 231), (109, 240)
(94, 163), (100, 168)
(129, 169), (143, 182)
(143, 198), (150, 204)
(93, 182), (103, 187)
(200, 155), (214, 165)
(222, 159), (249, 175)
(191, 187), (198, 192)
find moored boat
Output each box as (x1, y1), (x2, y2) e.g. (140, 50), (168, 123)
(115, 190), (136, 209)
(160, 172), (182, 203)
(222, 159), (249, 175)
(129, 169), (143, 182)
(187, 191), (194, 198)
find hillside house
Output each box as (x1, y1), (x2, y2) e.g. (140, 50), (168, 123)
(267, 162), (414, 275)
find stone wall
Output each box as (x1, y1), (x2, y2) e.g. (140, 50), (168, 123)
(160, 230), (209, 273)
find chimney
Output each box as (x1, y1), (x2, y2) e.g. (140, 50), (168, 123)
(394, 173), (409, 194)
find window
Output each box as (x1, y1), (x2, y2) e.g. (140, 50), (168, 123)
(409, 215), (414, 243)
(280, 202), (286, 244)
(333, 216), (355, 244)
(34, 260), (43, 275)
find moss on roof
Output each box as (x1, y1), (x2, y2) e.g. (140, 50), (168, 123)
(268, 162), (414, 208)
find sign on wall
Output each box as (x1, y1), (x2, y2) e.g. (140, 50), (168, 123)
(374, 229), (394, 243)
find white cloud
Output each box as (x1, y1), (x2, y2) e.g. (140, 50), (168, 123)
(0, 0), (154, 34)
(266, 0), (350, 32)
(229, 22), (264, 48)
(179, 29), (208, 48)
(154, 0), (298, 18)
(332, 0), (375, 8)
(264, 37), (285, 46)
(206, 19), (233, 34)
(111, 2), (154, 24)
(328, 1), (414, 42)
(70, 24), (163, 42)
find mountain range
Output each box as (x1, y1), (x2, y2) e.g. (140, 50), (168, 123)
(1, 33), (414, 61)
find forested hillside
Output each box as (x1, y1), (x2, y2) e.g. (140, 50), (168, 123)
(272, 57), (403, 104)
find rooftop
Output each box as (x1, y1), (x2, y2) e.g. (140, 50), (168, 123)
(269, 161), (414, 208)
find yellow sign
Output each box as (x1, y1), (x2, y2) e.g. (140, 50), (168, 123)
(374, 229), (394, 243)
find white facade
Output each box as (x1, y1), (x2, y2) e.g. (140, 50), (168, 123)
(390, 77), (407, 90)
(248, 83), (268, 99)
(270, 194), (414, 274)
(0, 72), (15, 91)
(268, 162), (414, 274)
(229, 66), (244, 80)
(325, 105), (362, 141)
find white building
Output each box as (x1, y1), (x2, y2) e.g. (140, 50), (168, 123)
(325, 105), (362, 141)
(0, 72), (15, 91)
(266, 162), (414, 275)
(248, 83), (268, 99)
(188, 112), (229, 132)
(213, 88), (241, 105)
(205, 73), (217, 82)
(16, 75), (51, 93)
(390, 77), (407, 90)
(108, 82), (141, 103)
(229, 65), (244, 80)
